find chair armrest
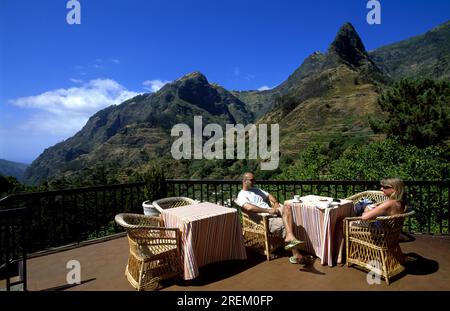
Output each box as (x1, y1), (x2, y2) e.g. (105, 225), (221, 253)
(257, 212), (272, 217)
(115, 213), (162, 228)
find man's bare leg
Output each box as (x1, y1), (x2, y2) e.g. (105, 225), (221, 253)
(282, 202), (297, 243)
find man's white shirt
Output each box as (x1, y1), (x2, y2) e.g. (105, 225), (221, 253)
(236, 188), (271, 209)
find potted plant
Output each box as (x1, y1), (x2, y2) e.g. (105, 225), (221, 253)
(140, 162), (167, 216)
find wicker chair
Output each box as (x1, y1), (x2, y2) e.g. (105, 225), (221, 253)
(115, 213), (182, 291)
(241, 212), (285, 261)
(344, 210), (415, 285)
(235, 200), (284, 261)
(345, 190), (389, 205)
(152, 197), (198, 214)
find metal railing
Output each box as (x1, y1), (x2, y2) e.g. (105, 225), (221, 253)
(166, 179), (450, 235)
(0, 183), (145, 270)
(0, 179), (448, 290)
(0, 207), (27, 291)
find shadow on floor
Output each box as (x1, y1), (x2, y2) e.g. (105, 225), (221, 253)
(404, 252), (439, 275)
(42, 278), (96, 291)
(399, 233), (416, 243)
(161, 251), (266, 288)
(299, 260), (326, 275)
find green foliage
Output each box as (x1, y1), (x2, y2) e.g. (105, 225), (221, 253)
(277, 144), (329, 180)
(369, 78), (450, 148)
(0, 175), (27, 197)
(276, 138), (449, 182)
(329, 139), (449, 181)
(139, 161), (167, 201)
(0, 175), (11, 197)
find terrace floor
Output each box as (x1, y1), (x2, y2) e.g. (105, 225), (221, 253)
(22, 233), (450, 291)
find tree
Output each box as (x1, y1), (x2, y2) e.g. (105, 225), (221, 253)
(369, 78), (450, 148)
(277, 144), (329, 180)
(139, 161), (167, 202)
(0, 175), (12, 197)
(329, 138), (450, 181)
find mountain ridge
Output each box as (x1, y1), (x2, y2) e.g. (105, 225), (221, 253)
(0, 159), (29, 182)
(23, 20), (450, 184)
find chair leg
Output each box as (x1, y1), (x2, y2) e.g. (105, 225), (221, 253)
(265, 240), (271, 261)
(263, 216), (271, 261)
(380, 251), (390, 285)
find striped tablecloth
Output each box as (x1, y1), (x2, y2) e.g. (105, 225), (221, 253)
(161, 202), (247, 280)
(291, 195), (354, 266)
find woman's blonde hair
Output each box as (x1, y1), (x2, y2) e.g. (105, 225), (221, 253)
(380, 177), (405, 202)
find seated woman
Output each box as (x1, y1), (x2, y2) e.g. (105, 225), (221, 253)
(361, 177), (407, 220)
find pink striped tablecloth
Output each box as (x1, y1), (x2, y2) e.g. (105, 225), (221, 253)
(161, 202), (247, 280)
(291, 195), (354, 266)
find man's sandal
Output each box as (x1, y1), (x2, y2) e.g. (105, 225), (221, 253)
(284, 239), (305, 251)
(289, 255), (313, 266)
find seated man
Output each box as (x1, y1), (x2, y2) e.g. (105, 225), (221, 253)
(236, 171), (308, 265)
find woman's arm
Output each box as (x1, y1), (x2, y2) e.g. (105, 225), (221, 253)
(361, 200), (392, 220)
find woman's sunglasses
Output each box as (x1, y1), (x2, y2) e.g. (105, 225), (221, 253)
(380, 185), (393, 189)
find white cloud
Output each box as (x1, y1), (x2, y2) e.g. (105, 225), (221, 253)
(111, 59), (120, 64)
(257, 85), (273, 91)
(143, 79), (171, 93)
(234, 67), (241, 76)
(70, 78), (83, 84)
(9, 79), (139, 136)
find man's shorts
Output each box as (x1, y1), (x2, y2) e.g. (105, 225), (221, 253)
(248, 204), (286, 238)
(268, 217), (286, 238)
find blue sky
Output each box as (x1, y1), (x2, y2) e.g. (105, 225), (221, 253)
(1, 0), (449, 164)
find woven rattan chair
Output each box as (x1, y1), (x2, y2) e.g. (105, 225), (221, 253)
(152, 197), (198, 214)
(345, 190), (389, 205)
(235, 200), (284, 261)
(115, 213), (181, 291)
(344, 210), (415, 285)
(241, 212), (284, 261)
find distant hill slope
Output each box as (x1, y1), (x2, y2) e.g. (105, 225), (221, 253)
(0, 159), (29, 181)
(370, 20), (450, 80)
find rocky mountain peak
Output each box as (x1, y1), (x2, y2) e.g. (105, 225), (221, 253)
(177, 71), (208, 84)
(328, 22), (369, 67)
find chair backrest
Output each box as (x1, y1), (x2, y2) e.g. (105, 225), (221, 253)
(115, 213), (180, 249)
(152, 197), (198, 213)
(115, 213), (162, 229)
(346, 190), (389, 204)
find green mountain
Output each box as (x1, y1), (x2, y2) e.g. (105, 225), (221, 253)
(258, 22), (385, 157)
(0, 159), (29, 181)
(370, 20), (450, 80)
(23, 21), (450, 185)
(24, 72), (253, 184)
(232, 23), (385, 119)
